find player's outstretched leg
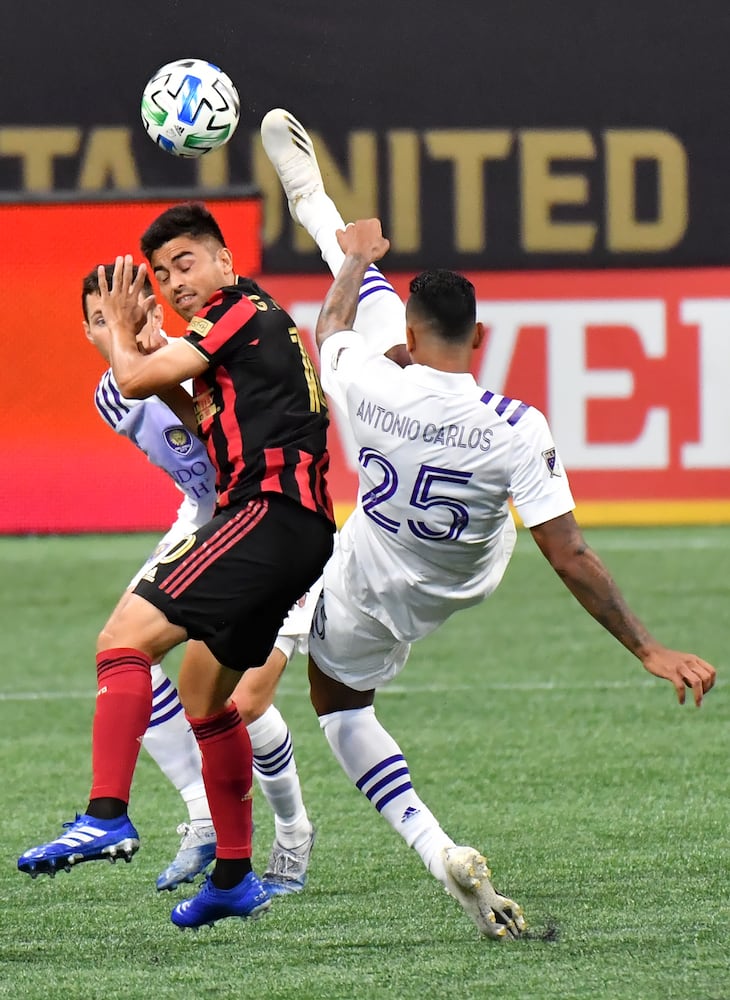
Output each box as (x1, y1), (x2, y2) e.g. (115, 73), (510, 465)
(261, 107), (406, 354)
(319, 705), (526, 939)
(18, 813), (139, 878)
(170, 872), (271, 930)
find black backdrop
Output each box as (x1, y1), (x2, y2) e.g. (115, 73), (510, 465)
(3, 0), (730, 271)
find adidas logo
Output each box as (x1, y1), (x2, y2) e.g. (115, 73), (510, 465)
(400, 806), (421, 824)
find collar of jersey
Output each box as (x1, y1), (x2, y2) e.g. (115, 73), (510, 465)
(403, 364), (478, 394)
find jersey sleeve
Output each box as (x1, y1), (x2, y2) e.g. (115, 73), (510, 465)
(182, 288), (258, 363)
(94, 369), (140, 431)
(508, 408), (575, 527)
(319, 330), (374, 413)
(94, 369), (216, 516)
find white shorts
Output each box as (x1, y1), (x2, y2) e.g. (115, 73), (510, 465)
(276, 577), (323, 655)
(308, 583), (411, 692)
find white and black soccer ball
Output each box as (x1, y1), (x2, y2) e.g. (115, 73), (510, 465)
(140, 58), (240, 158)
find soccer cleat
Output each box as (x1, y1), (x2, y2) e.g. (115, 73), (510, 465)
(156, 821), (217, 891)
(170, 872), (271, 930)
(260, 108), (324, 221)
(443, 846), (526, 940)
(261, 827), (316, 896)
(17, 813), (139, 878)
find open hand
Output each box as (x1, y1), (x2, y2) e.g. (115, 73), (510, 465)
(98, 255), (157, 339)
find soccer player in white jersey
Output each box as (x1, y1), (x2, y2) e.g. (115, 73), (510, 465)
(78, 265), (317, 895)
(261, 109), (717, 940)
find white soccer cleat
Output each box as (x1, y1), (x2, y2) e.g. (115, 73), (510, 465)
(260, 108), (325, 221)
(443, 846), (526, 940)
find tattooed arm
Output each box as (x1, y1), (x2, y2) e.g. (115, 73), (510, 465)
(315, 219), (390, 351)
(530, 511), (716, 706)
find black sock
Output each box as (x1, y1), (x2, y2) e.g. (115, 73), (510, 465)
(86, 797), (127, 820)
(211, 858), (252, 890)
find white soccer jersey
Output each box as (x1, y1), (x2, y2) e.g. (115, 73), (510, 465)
(319, 330), (575, 643)
(93, 368), (216, 528)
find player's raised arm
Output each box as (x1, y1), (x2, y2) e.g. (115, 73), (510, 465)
(529, 511), (717, 706)
(315, 220), (390, 350)
(100, 255), (207, 399)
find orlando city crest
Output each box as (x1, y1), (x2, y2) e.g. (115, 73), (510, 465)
(164, 426), (194, 456)
(542, 447), (561, 477)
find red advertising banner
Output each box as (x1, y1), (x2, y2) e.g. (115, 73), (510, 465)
(263, 270), (730, 527)
(0, 198), (261, 533)
(1, 207), (728, 533)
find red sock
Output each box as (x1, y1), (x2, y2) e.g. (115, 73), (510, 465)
(188, 704), (253, 859)
(90, 648), (153, 802)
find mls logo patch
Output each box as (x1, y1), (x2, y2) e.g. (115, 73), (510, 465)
(164, 426), (194, 456)
(542, 447), (561, 477)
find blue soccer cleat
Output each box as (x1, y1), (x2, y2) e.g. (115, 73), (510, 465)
(156, 821), (217, 891)
(171, 871), (271, 930)
(18, 813), (140, 878)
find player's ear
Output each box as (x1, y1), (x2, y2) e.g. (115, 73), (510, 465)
(218, 246), (234, 276)
(472, 321), (485, 350)
(406, 325), (416, 353)
(151, 302), (164, 328)
(82, 320), (93, 345)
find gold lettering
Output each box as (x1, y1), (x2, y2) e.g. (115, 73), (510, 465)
(387, 131), (420, 252)
(0, 127), (81, 190)
(197, 146), (230, 188)
(424, 130), (512, 251)
(78, 128), (140, 189)
(605, 129), (688, 251)
(520, 130), (596, 252)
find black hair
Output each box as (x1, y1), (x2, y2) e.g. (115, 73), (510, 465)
(408, 269), (476, 342)
(81, 264), (153, 320)
(140, 201), (226, 261)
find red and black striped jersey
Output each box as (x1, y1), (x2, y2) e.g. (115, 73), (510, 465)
(183, 276), (334, 525)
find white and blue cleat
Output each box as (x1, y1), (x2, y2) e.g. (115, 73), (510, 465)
(261, 828), (316, 896)
(156, 821), (217, 891)
(18, 813), (140, 878)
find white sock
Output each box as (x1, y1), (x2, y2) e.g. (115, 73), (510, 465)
(297, 190), (406, 354)
(249, 705), (311, 848)
(319, 706), (454, 884)
(142, 663), (210, 823)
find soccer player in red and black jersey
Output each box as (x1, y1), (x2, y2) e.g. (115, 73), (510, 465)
(18, 203), (335, 930)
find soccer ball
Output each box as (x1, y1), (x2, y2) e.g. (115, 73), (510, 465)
(141, 58), (240, 158)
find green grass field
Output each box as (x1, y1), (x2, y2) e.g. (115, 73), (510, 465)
(1, 527), (728, 1000)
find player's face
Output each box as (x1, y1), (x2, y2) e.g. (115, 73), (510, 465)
(83, 291), (163, 360)
(150, 235), (235, 321)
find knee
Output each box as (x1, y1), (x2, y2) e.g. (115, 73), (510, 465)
(308, 655), (374, 715)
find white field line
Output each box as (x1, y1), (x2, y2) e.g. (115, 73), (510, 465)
(0, 678), (667, 701)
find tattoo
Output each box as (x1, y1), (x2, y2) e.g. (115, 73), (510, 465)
(559, 547), (654, 657)
(316, 255), (371, 349)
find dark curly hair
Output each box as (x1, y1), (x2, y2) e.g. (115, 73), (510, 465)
(408, 269), (476, 342)
(140, 202), (227, 261)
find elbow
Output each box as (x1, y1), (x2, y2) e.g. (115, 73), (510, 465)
(115, 373), (152, 399)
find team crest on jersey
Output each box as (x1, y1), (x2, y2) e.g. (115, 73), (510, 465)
(542, 447), (561, 477)
(187, 316), (214, 338)
(164, 426), (194, 456)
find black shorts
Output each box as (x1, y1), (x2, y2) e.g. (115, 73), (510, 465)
(133, 493), (334, 670)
